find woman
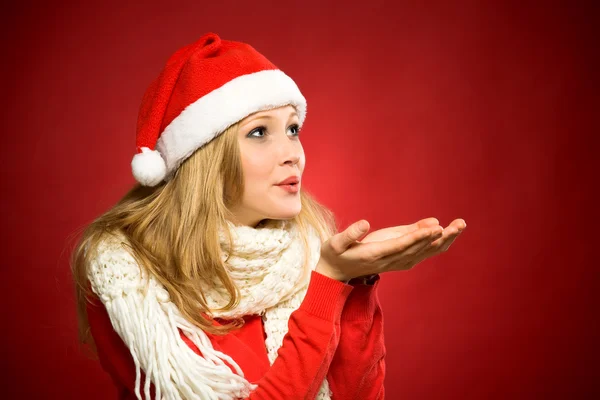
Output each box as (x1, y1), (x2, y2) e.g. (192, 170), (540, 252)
(71, 32), (466, 400)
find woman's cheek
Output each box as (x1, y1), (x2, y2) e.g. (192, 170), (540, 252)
(242, 153), (270, 182)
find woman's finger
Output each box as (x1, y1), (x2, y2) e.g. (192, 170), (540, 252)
(390, 227), (461, 271)
(417, 217), (440, 228)
(419, 224), (464, 260)
(391, 217), (439, 235)
(438, 231), (460, 252)
(359, 226), (439, 261)
(430, 220), (465, 248)
(379, 227), (443, 265)
(378, 218), (467, 272)
(329, 220), (370, 255)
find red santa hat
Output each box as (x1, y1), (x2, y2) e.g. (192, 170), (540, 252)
(131, 32), (307, 186)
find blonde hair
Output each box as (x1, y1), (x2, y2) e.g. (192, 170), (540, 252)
(70, 120), (338, 352)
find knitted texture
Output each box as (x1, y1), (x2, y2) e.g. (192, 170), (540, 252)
(88, 219), (331, 400)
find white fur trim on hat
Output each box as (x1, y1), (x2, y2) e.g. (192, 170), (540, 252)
(156, 69), (307, 180)
(131, 147), (167, 186)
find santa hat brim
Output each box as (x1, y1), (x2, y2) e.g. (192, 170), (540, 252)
(153, 69), (306, 180)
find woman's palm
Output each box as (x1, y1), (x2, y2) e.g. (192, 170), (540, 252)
(360, 218), (439, 244)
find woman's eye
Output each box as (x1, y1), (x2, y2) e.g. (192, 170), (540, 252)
(288, 124), (301, 137)
(247, 127), (267, 138)
(247, 124), (300, 139)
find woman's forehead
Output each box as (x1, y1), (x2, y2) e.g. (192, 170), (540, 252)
(242, 104), (296, 121)
(241, 105), (297, 123)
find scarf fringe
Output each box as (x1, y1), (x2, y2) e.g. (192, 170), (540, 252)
(89, 236), (256, 400)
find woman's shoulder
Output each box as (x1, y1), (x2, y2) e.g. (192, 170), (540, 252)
(87, 230), (146, 299)
(95, 228), (131, 249)
(90, 231), (139, 270)
(89, 229), (136, 262)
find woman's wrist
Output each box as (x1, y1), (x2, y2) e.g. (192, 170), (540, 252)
(315, 260), (379, 285)
(315, 260), (350, 283)
(348, 274), (380, 286)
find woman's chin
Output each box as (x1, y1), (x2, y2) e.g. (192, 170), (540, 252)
(264, 205), (302, 220)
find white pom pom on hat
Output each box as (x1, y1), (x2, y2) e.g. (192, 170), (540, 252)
(131, 32), (307, 187)
(131, 147), (167, 187)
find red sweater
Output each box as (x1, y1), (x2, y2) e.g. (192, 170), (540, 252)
(87, 270), (386, 399)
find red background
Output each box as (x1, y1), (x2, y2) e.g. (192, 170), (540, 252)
(1, 0), (597, 398)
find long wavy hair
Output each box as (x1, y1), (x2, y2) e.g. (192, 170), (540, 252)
(70, 120), (338, 352)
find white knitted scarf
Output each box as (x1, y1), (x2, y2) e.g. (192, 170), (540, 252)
(88, 219), (331, 400)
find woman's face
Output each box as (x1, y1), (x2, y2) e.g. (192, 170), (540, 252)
(230, 105), (305, 227)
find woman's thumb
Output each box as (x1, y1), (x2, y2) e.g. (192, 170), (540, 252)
(350, 220), (370, 240)
(331, 220), (370, 254)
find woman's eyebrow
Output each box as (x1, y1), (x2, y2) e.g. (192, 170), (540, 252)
(242, 111), (298, 126)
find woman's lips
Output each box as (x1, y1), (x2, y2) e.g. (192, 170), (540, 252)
(276, 182), (300, 193)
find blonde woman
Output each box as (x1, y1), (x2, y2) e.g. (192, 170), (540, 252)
(71, 32), (466, 400)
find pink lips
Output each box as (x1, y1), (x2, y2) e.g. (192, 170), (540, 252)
(277, 176), (300, 185)
(276, 175), (301, 193)
(277, 183), (300, 193)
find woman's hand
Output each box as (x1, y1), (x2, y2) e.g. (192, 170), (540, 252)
(315, 217), (466, 281)
(361, 217), (464, 248)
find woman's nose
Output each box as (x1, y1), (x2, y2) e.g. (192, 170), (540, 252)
(278, 135), (301, 166)
(283, 152), (300, 166)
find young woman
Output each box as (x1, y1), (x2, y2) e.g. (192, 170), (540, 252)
(71, 32), (466, 400)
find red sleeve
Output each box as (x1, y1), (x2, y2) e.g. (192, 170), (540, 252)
(326, 275), (386, 399)
(86, 270), (354, 400)
(243, 270), (353, 399)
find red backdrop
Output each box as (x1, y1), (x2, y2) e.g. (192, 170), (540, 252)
(1, 0), (597, 398)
